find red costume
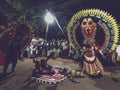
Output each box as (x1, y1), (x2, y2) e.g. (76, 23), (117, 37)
(81, 18), (104, 76)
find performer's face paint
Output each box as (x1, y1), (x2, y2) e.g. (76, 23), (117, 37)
(81, 18), (96, 37)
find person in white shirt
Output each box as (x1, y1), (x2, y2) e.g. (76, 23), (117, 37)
(116, 44), (120, 62)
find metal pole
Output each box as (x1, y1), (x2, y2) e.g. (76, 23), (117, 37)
(54, 15), (68, 40)
(54, 16), (65, 35)
(45, 23), (49, 41)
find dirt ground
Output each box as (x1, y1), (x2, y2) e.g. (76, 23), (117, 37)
(0, 58), (120, 90)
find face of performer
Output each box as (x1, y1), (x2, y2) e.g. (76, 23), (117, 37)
(81, 18), (96, 36)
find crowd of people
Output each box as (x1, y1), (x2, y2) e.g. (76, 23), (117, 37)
(22, 39), (80, 60)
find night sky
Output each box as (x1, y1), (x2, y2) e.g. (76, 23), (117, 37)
(82, 0), (120, 23)
(0, 0), (120, 23)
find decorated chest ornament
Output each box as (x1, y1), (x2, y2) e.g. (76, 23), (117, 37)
(67, 9), (119, 54)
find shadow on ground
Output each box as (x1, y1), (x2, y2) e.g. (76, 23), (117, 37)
(0, 72), (15, 85)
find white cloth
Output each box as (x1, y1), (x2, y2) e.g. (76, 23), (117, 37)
(84, 55), (95, 62)
(116, 45), (120, 56)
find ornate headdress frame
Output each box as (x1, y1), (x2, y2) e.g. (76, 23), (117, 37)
(67, 9), (119, 54)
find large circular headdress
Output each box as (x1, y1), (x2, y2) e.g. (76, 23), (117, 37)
(67, 9), (119, 54)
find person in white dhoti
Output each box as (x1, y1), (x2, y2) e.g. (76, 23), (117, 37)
(116, 44), (120, 62)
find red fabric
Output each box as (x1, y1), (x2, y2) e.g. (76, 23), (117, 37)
(0, 52), (6, 65)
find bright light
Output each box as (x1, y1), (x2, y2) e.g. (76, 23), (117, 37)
(45, 12), (54, 24)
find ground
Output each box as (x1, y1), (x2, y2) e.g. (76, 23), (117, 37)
(0, 58), (120, 90)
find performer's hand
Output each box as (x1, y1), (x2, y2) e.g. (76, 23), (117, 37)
(102, 55), (106, 60)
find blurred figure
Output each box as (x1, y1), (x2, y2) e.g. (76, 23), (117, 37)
(116, 43), (120, 62)
(3, 40), (20, 75)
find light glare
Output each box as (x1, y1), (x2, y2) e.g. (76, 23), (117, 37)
(45, 12), (54, 24)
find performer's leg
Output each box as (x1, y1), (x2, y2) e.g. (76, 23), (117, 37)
(3, 60), (10, 75)
(11, 58), (17, 72)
